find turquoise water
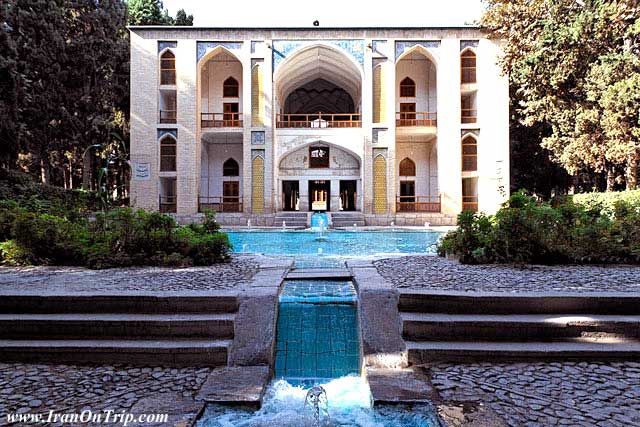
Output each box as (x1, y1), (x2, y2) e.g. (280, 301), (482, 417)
(275, 280), (360, 382)
(227, 231), (442, 258)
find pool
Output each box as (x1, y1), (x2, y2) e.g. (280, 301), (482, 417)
(227, 230), (443, 259)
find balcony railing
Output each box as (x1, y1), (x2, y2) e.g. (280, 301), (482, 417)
(276, 113), (361, 128)
(159, 196), (176, 213)
(396, 195), (441, 213)
(201, 113), (243, 128)
(199, 196), (243, 213)
(396, 112), (437, 127)
(461, 109), (477, 124)
(462, 196), (478, 212)
(159, 110), (176, 124)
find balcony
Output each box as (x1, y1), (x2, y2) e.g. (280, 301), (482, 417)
(199, 196), (243, 213)
(396, 112), (437, 127)
(276, 113), (361, 129)
(461, 109), (477, 124)
(396, 195), (441, 213)
(201, 113), (243, 129)
(462, 196), (478, 212)
(159, 110), (176, 124)
(159, 196), (176, 213)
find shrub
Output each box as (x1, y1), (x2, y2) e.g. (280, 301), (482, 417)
(438, 190), (640, 265)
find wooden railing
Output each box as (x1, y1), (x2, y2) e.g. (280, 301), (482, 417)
(159, 110), (176, 124)
(396, 112), (437, 127)
(201, 113), (243, 128)
(396, 195), (441, 213)
(276, 113), (361, 128)
(461, 109), (477, 124)
(199, 196), (243, 213)
(462, 196), (478, 212)
(159, 196), (176, 213)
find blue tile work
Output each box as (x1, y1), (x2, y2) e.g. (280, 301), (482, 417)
(395, 41), (440, 60)
(157, 129), (177, 139)
(251, 131), (265, 145)
(271, 39), (365, 69)
(196, 41), (243, 62)
(460, 40), (479, 51)
(275, 280), (360, 382)
(158, 41), (177, 53)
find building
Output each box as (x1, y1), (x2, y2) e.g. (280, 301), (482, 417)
(128, 26), (509, 226)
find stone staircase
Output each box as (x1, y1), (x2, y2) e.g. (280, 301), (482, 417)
(274, 211), (308, 228)
(399, 291), (640, 362)
(330, 211), (366, 228)
(0, 293), (238, 366)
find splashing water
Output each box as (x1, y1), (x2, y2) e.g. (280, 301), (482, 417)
(196, 377), (441, 427)
(305, 385), (329, 426)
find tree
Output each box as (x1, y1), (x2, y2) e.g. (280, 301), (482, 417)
(0, 2), (20, 168)
(174, 8), (193, 26)
(127, 0), (171, 25)
(482, 0), (640, 190)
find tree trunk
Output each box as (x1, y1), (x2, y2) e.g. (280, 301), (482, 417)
(606, 165), (616, 192)
(626, 150), (638, 191)
(82, 151), (92, 190)
(40, 155), (50, 185)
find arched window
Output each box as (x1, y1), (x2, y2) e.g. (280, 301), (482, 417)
(399, 158), (416, 176)
(223, 158), (240, 176)
(400, 77), (416, 97)
(159, 136), (177, 172)
(160, 51), (176, 85)
(223, 77), (239, 98)
(462, 135), (478, 171)
(461, 50), (476, 84)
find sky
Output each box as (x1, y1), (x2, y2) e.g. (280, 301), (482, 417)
(161, 0), (486, 27)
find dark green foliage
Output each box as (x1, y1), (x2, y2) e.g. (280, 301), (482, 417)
(174, 9), (193, 26)
(438, 191), (640, 264)
(127, 0), (193, 26)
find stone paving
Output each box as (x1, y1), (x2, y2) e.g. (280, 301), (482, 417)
(431, 361), (640, 427)
(0, 257), (258, 293)
(375, 256), (640, 293)
(0, 363), (211, 427)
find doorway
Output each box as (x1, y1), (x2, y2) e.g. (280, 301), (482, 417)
(399, 181), (415, 212)
(309, 180), (330, 211)
(223, 181), (240, 212)
(339, 180), (357, 211)
(282, 180), (300, 211)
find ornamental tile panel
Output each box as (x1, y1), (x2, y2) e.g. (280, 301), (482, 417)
(197, 41), (243, 62)
(395, 41), (440, 60)
(271, 39), (365, 69)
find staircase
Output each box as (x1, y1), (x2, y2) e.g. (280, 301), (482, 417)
(274, 211), (308, 228)
(0, 293), (237, 366)
(331, 211), (366, 228)
(399, 291), (640, 362)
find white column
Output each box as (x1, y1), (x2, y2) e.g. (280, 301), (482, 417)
(330, 180), (340, 212)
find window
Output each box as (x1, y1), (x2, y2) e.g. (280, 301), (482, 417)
(462, 135), (478, 171)
(159, 136), (177, 172)
(309, 146), (330, 168)
(223, 103), (240, 126)
(399, 103), (416, 121)
(462, 177), (478, 212)
(461, 50), (477, 84)
(461, 94), (477, 123)
(400, 77), (416, 97)
(223, 77), (239, 97)
(223, 158), (240, 176)
(160, 51), (176, 85)
(399, 158), (416, 176)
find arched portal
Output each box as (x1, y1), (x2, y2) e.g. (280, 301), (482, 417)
(278, 142), (361, 212)
(275, 45), (363, 128)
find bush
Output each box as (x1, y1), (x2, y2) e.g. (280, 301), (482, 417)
(438, 190), (640, 265)
(1, 206), (231, 269)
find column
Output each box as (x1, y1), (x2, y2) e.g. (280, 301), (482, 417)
(330, 180), (340, 212)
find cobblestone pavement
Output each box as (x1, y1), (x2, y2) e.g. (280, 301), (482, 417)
(431, 361), (640, 427)
(0, 363), (211, 427)
(0, 257), (258, 293)
(375, 256), (640, 293)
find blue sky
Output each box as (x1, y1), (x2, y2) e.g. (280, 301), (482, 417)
(161, 0), (486, 27)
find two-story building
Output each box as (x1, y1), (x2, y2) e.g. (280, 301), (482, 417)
(129, 26), (509, 226)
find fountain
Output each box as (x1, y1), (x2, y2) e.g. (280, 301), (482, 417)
(247, 218), (252, 229)
(352, 223), (358, 232)
(304, 386), (328, 426)
(424, 221), (430, 229)
(282, 220), (287, 229)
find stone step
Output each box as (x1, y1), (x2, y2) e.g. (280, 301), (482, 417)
(402, 313), (640, 342)
(0, 339), (231, 366)
(0, 313), (235, 340)
(0, 294), (238, 314)
(286, 268), (351, 279)
(406, 340), (640, 363)
(398, 291), (640, 315)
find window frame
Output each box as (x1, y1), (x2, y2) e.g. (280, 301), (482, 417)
(223, 158), (240, 177)
(223, 77), (239, 98)
(159, 135), (177, 172)
(399, 77), (416, 98)
(160, 50), (176, 86)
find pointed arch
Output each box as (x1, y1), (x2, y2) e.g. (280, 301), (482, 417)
(252, 156), (264, 213)
(373, 154), (387, 214)
(159, 134), (177, 172)
(223, 158), (240, 176)
(399, 77), (416, 98)
(223, 76), (239, 98)
(160, 50), (176, 85)
(461, 48), (477, 84)
(461, 134), (478, 172)
(373, 63), (386, 123)
(399, 157), (416, 176)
